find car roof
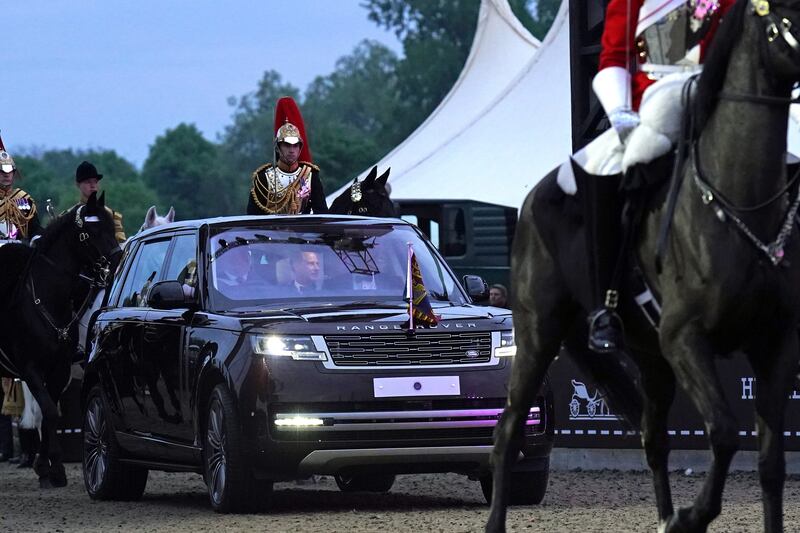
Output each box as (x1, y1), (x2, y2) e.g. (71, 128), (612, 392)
(131, 214), (411, 242)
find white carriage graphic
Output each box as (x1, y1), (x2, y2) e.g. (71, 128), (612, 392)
(568, 379), (616, 420)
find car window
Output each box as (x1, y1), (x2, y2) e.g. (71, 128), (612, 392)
(106, 242), (136, 307)
(165, 234), (198, 288)
(117, 239), (171, 308)
(207, 224), (466, 311)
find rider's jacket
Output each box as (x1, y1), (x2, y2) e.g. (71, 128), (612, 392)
(247, 161), (328, 215)
(600, 0), (734, 109)
(0, 187), (41, 241)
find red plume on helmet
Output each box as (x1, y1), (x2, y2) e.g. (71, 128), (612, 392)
(0, 133), (5, 152)
(274, 96), (312, 163)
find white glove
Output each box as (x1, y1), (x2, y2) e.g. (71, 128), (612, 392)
(593, 66), (639, 143)
(608, 108), (641, 144)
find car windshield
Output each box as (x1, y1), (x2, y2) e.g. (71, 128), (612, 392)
(206, 223), (466, 312)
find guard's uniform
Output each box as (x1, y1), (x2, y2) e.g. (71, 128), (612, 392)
(248, 161), (327, 215)
(247, 96), (328, 216)
(599, 0), (733, 110)
(0, 188), (41, 242)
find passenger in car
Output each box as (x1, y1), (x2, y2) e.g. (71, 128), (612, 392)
(214, 244), (253, 294)
(288, 249), (322, 295)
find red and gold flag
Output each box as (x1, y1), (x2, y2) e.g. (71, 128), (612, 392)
(406, 244), (439, 329)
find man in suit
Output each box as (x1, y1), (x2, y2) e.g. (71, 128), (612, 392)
(289, 250), (322, 295)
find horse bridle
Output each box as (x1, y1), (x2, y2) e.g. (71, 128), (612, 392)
(348, 180), (369, 215)
(720, 0), (800, 105)
(658, 3), (800, 270)
(27, 205), (119, 342)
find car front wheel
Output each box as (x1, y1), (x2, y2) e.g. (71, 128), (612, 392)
(83, 385), (148, 500)
(204, 384), (272, 513)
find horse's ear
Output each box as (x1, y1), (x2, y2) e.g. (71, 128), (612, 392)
(97, 191), (106, 209)
(376, 167), (391, 189)
(166, 206), (175, 222)
(86, 191), (98, 211)
(364, 166), (378, 186)
(145, 206), (157, 226)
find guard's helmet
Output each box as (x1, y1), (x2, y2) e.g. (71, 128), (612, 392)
(273, 97), (313, 162)
(0, 150), (15, 174)
(275, 121), (303, 146)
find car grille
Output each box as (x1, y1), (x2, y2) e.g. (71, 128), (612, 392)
(324, 332), (492, 366)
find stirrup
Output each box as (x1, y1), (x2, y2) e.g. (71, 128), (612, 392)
(587, 307), (624, 354)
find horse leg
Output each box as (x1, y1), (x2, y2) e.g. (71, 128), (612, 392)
(21, 369), (60, 488)
(43, 362), (71, 488)
(661, 324), (738, 532)
(746, 330), (798, 533)
(486, 207), (574, 533)
(638, 354), (677, 527)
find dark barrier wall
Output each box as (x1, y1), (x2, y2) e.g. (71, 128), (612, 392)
(549, 352), (800, 451)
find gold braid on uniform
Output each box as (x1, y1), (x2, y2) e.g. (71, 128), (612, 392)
(0, 188), (37, 238)
(250, 163), (315, 215)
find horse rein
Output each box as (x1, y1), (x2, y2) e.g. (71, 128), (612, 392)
(26, 206), (117, 342)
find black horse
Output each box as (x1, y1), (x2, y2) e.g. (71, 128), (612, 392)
(0, 192), (119, 488)
(487, 1), (800, 532)
(330, 166), (397, 217)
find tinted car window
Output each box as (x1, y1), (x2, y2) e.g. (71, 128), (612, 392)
(118, 239), (171, 308)
(207, 224), (466, 311)
(165, 234), (198, 288)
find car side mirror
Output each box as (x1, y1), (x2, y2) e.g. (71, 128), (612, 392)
(462, 275), (488, 301)
(148, 280), (189, 310)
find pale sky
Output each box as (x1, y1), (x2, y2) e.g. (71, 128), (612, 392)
(2, 1), (400, 166)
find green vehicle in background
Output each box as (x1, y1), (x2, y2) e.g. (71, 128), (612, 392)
(397, 199), (517, 301)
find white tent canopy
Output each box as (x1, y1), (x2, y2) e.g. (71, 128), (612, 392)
(328, 0), (554, 210)
(329, 0), (800, 211)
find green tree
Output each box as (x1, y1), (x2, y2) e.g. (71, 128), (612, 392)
(304, 40), (405, 190)
(143, 123), (229, 219)
(15, 149), (156, 234)
(222, 71), (301, 181)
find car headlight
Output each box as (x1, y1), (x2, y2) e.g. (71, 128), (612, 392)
(494, 330), (516, 357)
(251, 335), (327, 361)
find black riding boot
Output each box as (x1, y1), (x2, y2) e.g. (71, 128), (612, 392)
(575, 162), (625, 353)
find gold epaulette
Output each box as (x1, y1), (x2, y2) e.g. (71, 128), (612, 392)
(300, 161), (320, 172)
(251, 162), (274, 182)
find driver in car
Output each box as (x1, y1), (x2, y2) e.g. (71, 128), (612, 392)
(215, 243), (253, 294)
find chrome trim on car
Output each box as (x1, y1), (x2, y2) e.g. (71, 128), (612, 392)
(274, 407), (540, 432)
(296, 445), (525, 475)
(313, 331), (504, 370)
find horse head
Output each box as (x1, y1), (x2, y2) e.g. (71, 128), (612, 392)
(70, 191), (121, 287)
(331, 166), (397, 217)
(750, 0), (800, 81)
(142, 205), (176, 231)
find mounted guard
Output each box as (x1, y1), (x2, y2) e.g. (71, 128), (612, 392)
(247, 96), (328, 215)
(564, 0), (735, 353)
(0, 138), (43, 244)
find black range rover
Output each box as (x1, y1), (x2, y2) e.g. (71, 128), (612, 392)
(81, 215), (553, 512)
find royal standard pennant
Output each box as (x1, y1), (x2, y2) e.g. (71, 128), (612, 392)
(406, 244), (439, 329)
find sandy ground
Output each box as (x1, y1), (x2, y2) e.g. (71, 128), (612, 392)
(1, 463), (799, 532)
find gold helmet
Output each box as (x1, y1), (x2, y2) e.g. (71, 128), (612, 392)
(0, 150), (15, 174)
(275, 121), (303, 146)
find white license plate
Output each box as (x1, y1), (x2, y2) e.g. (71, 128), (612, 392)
(373, 376), (460, 398)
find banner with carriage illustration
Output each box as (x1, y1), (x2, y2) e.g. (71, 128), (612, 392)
(549, 351), (800, 451)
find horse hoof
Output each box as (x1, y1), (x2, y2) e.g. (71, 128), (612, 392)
(39, 477), (54, 490)
(48, 474), (68, 488)
(662, 507), (693, 533)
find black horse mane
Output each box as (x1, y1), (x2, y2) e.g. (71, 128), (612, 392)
(694, 0), (749, 133)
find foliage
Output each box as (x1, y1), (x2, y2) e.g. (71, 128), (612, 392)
(142, 123), (231, 219)
(14, 150), (156, 235)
